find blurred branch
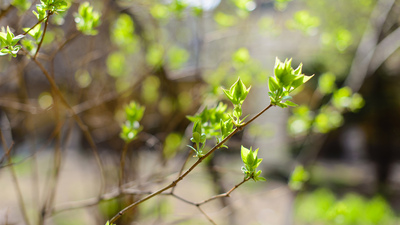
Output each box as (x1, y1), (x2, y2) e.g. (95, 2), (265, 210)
(0, 5), (14, 20)
(0, 129), (31, 225)
(34, 12), (52, 59)
(368, 26), (400, 74)
(72, 75), (145, 114)
(52, 188), (165, 214)
(345, 0), (396, 92)
(0, 98), (43, 114)
(171, 150), (193, 194)
(30, 57), (106, 196)
(197, 206), (217, 225)
(170, 177), (250, 225)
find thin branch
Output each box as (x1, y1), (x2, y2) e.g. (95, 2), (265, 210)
(34, 11), (52, 59)
(197, 206), (217, 225)
(195, 177), (250, 206)
(119, 143), (129, 189)
(31, 57), (106, 195)
(109, 104), (273, 223)
(344, 0), (396, 92)
(0, 139), (14, 165)
(0, 5), (14, 20)
(171, 150), (193, 194)
(22, 14), (51, 36)
(52, 188), (162, 214)
(0, 131), (31, 225)
(50, 32), (80, 60)
(0, 98), (42, 114)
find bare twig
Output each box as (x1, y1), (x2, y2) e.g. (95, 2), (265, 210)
(31, 57), (106, 195)
(109, 104), (273, 223)
(0, 131), (31, 225)
(52, 188), (165, 214)
(197, 206), (217, 225)
(345, 0), (396, 92)
(195, 177), (250, 206)
(119, 143), (129, 189)
(171, 150), (193, 194)
(0, 5), (14, 20)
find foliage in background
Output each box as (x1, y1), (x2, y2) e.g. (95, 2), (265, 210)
(0, 0), (397, 224)
(295, 189), (399, 225)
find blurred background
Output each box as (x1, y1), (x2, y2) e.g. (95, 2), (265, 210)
(0, 0), (400, 224)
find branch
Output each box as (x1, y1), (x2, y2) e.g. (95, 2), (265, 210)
(22, 14), (51, 36)
(195, 177), (251, 206)
(109, 104), (273, 223)
(344, 0), (396, 92)
(0, 131), (31, 225)
(52, 188), (164, 214)
(197, 206), (217, 225)
(0, 5), (14, 20)
(31, 57), (106, 195)
(33, 11), (52, 59)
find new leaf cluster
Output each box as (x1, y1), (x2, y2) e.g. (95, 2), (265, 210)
(120, 102), (145, 143)
(268, 57), (313, 108)
(241, 146), (266, 181)
(0, 26), (24, 57)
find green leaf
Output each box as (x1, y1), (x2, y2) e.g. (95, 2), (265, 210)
(223, 77), (251, 106)
(192, 121), (202, 134)
(241, 146), (250, 165)
(268, 76), (279, 92)
(285, 100), (298, 107)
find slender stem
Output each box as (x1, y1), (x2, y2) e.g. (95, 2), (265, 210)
(119, 143), (129, 189)
(197, 206), (217, 225)
(34, 11), (52, 59)
(0, 5), (13, 20)
(31, 57), (105, 195)
(196, 177), (250, 206)
(109, 104), (273, 223)
(23, 14), (51, 36)
(171, 150), (193, 194)
(0, 131), (31, 225)
(52, 188), (167, 215)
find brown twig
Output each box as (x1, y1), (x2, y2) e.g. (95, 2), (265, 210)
(197, 206), (217, 225)
(0, 5), (14, 20)
(31, 57), (106, 195)
(33, 11), (52, 59)
(119, 143), (129, 189)
(22, 14), (51, 36)
(109, 104), (273, 223)
(0, 131), (31, 225)
(171, 150), (193, 194)
(195, 177), (250, 206)
(52, 188), (166, 214)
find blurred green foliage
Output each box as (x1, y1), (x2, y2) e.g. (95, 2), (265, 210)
(289, 165), (309, 191)
(296, 189), (399, 225)
(120, 102), (145, 143)
(110, 14), (138, 53)
(74, 2), (101, 35)
(286, 10), (320, 35)
(288, 71), (365, 135)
